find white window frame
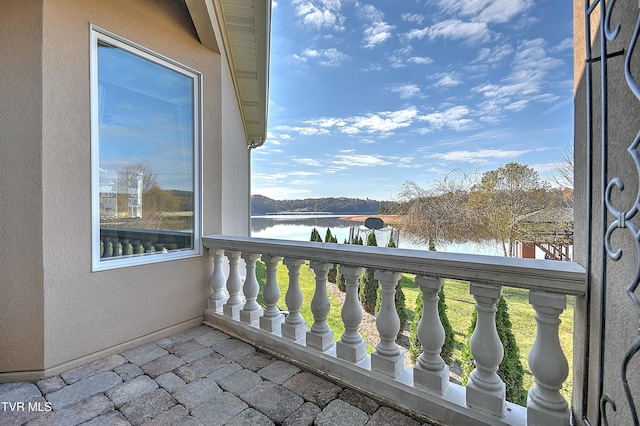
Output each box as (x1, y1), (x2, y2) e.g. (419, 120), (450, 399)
(90, 25), (203, 271)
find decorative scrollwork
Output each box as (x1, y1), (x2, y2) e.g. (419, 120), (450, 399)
(601, 393), (617, 426)
(598, 1), (640, 425)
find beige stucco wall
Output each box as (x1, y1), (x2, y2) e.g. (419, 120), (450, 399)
(1, 0), (249, 378)
(573, 1), (640, 425)
(221, 61), (252, 236)
(0, 0), (46, 375)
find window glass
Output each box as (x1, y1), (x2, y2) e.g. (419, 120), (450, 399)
(91, 27), (201, 270)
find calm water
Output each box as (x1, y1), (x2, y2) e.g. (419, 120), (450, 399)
(250, 215), (507, 257)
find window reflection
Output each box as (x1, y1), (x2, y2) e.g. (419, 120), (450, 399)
(92, 30), (200, 268)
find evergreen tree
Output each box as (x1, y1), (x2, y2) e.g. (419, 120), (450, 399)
(410, 239), (456, 364)
(388, 236), (406, 337)
(359, 232), (379, 314)
(409, 287), (455, 364)
(310, 227), (323, 242)
(325, 228), (338, 283)
(394, 279), (408, 339)
(337, 238), (349, 292)
(460, 296), (527, 405)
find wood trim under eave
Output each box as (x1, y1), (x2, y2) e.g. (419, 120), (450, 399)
(185, 0), (221, 54)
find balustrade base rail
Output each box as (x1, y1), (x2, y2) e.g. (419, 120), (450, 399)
(204, 310), (527, 426)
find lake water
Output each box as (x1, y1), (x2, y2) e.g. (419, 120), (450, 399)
(251, 214), (508, 257)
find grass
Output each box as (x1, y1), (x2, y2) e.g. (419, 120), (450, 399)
(254, 260), (574, 402)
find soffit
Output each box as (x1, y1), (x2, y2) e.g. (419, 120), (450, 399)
(187, 0), (271, 147)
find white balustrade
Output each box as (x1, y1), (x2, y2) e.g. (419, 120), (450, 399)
(307, 261), (334, 351)
(527, 291), (570, 426)
(208, 248), (228, 313)
(371, 270), (404, 378)
(413, 276), (449, 395)
(281, 258), (307, 341)
(202, 235), (586, 426)
(259, 254), (284, 332)
(222, 250), (243, 319)
(240, 253), (263, 324)
(336, 265), (367, 363)
(466, 283), (506, 416)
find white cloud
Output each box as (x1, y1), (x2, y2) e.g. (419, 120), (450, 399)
(348, 107), (418, 133)
(293, 0), (345, 31)
(292, 158), (323, 167)
(472, 38), (563, 118)
(390, 84), (422, 99)
(275, 125), (331, 136)
(297, 47), (349, 67)
(433, 0), (531, 24)
(388, 55), (406, 68)
(430, 148), (532, 164)
(407, 56), (433, 65)
(334, 154), (392, 167)
(405, 19), (491, 44)
(290, 171), (321, 177)
(363, 21), (395, 48)
(418, 105), (474, 131)
(431, 72), (463, 88)
(474, 44), (513, 65)
(358, 5), (395, 48)
(305, 117), (347, 127)
(401, 13), (424, 24)
(552, 37), (573, 53)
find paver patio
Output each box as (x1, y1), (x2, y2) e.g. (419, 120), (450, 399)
(0, 325), (432, 425)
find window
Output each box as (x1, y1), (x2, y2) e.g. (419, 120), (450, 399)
(91, 26), (202, 271)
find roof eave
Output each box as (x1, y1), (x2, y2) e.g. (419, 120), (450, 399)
(187, 0), (271, 147)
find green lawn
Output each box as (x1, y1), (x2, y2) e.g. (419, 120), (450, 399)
(254, 260), (574, 401)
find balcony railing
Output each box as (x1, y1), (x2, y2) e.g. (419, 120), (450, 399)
(100, 227), (192, 258)
(202, 234), (586, 426)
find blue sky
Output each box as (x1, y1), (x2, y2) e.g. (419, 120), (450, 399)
(251, 0), (574, 201)
(98, 42), (195, 191)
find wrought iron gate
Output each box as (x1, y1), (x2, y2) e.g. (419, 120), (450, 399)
(584, 0), (640, 425)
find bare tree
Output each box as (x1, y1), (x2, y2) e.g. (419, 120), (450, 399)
(117, 163), (157, 194)
(393, 169), (480, 248)
(549, 144), (574, 190)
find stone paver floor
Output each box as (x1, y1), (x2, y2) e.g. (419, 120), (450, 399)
(0, 325), (432, 425)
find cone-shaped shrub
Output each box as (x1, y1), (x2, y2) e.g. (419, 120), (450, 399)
(460, 296), (527, 405)
(409, 288), (455, 364)
(359, 232), (379, 314)
(310, 227), (323, 242)
(324, 228), (339, 283)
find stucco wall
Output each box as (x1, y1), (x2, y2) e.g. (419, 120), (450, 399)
(221, 63), (252, 236)
(0, 0), (249, 377)
(0, 0), (45, 375)
(573, 2), (640, 424)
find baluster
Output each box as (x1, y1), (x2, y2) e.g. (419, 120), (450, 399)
(466, 283), (505, 417)
(223, 251), (243, 320)
(336, 265), (367, 363)
(413, 276), (449, 395)
(240, 253), (263, 324)
(260, 254), (284, 332)
(371, 270), (404, 378)
(527, 291), (570, 426)
(208, 248), (228, 313)
(281, 258), (307, 341)
(307, 262), (334, 351)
